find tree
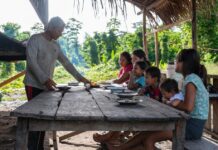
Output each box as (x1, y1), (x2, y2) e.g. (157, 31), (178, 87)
(1, 23), (20, 38)
(63, 18), (83, 65)
(31, 23), (44, 34)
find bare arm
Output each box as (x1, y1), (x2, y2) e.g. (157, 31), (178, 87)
(176, 83), (196, 112)
(58, 49), (90, 83)
(127, 72), (140, 90)
(113, 72), (130, 84)
(168, 99), (182, 107)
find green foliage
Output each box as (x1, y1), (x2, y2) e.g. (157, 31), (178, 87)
(31, 23), (44, 34)
(1, 62), (15, 77)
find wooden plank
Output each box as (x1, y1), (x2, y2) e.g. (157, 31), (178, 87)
(212, 100), (218, 134)
(172, 119), (186, 150)
(205, 101), (212, 131)
(140, 96), (189, 119)
(11, 91), (63, 120)
(184, 138), (218, 150)
(59, 131), (85, 142)
(90, 89), (181, 121)
(192, 0), (197, 50)
(55, 90), (104, 120)
(0, 70), (25, 88)
(53, 131), (58, 150)
(15, 118), (28, 150)
(213, 78), (218, 91)
(143, 9), (149, 60)
(154, 31), (159, 67)
(28, 119), (175, 132)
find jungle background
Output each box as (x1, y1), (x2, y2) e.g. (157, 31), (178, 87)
(0, 6), (218, 101)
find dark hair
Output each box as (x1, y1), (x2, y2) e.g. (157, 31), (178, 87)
(146, 67), (161, 82)
(120, 51), (132, 65)
(135, 61), (149, 70)
(132, 49), (151, 66)
(177, 49), (207, 86)
(160, 79), (179, 93)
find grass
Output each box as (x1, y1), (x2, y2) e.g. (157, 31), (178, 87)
(0, 62), (217, 101)
(0, 63), (118, 101)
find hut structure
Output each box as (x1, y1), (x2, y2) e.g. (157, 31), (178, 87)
(0, 0), (215, 64)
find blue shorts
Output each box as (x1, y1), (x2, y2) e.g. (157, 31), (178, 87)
(185, 118), (206, 140)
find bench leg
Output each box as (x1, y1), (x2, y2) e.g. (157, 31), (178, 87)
(15, 118), (28, 150)
(172, 119), (186, 150)
(53, 131), (58, 150)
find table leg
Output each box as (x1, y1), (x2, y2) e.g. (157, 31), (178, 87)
(53, 131), (58, 150)
(15, 118), (28, 150)
(172, 119), (186, 150)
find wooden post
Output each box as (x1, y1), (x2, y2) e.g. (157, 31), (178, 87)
(143, 9), (149, 60)
(172, 119), (186, 150)
(192, 0), (197, 50)
(15, 118), (28, 150)
(154, 31), (159, 67)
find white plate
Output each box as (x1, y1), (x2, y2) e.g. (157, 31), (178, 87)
(56, 85), (71, 91)
(117, 99), (138, 105)
(114, 92), (138, 98)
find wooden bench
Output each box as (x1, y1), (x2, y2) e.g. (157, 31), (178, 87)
(184, 138), (218, 150)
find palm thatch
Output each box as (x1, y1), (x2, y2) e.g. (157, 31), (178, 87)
(76, 0), (216, 28)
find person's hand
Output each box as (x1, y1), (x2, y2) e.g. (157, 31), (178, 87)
(44, 79), (56, 90)
(138, 88), (146, 96)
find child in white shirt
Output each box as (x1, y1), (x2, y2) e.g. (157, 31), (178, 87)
(160, 78), (184, 107)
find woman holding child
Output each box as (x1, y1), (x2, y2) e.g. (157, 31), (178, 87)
(107, 49), (209, 150)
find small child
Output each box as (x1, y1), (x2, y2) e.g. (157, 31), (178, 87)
(160, 78), (184, 107)
(127, 61), (148, 90)
(113, 52), (133, 84)
(138, 66), (162, 102)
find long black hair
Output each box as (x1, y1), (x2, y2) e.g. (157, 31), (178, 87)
(177, 49), (207, 86)
(132, 49), (151, 66)
(120, 51), (132, 65)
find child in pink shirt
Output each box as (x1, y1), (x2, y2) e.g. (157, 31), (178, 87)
(113, 52), (133, 84)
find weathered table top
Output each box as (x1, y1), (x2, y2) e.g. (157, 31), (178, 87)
(11, 86), (187, 122)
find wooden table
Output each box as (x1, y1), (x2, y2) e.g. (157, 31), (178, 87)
(11, 86), (188, 150)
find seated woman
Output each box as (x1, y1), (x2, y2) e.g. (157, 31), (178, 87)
(128, 61), (148, 90)
(131, 49), (150, 66)
(108, 49), (209, 150)
(113, 52), (133, 84)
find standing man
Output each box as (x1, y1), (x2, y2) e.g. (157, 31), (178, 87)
(23, 17), (91, 150)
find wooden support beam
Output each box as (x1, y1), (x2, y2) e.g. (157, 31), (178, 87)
(192, 0), (197, 50)
(143, 9), (149, 60)
(0, 70), (26, 88)
(145, 18), (191, 36)
(154, 31), (159, 67)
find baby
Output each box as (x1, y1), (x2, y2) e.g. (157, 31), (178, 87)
(160, 78), (184, 107)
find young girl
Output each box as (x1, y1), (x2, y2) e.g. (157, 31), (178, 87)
(160, 78), (184, 107)
(128, 61), (148, 90)
(113, 52), (133, 84)
(138, 66), (162, 102)
(131, 49), (150, 66)
(109, 49), (209, 150)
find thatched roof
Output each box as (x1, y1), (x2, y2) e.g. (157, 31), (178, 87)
(87, 0), (215, 27)
(0, 32), (26, 61)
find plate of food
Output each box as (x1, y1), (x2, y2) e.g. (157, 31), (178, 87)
(68, 82), (79, 86)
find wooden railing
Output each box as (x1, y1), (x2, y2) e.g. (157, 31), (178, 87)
(205, 75), (218, 139)
(0, 70), (26, 88)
